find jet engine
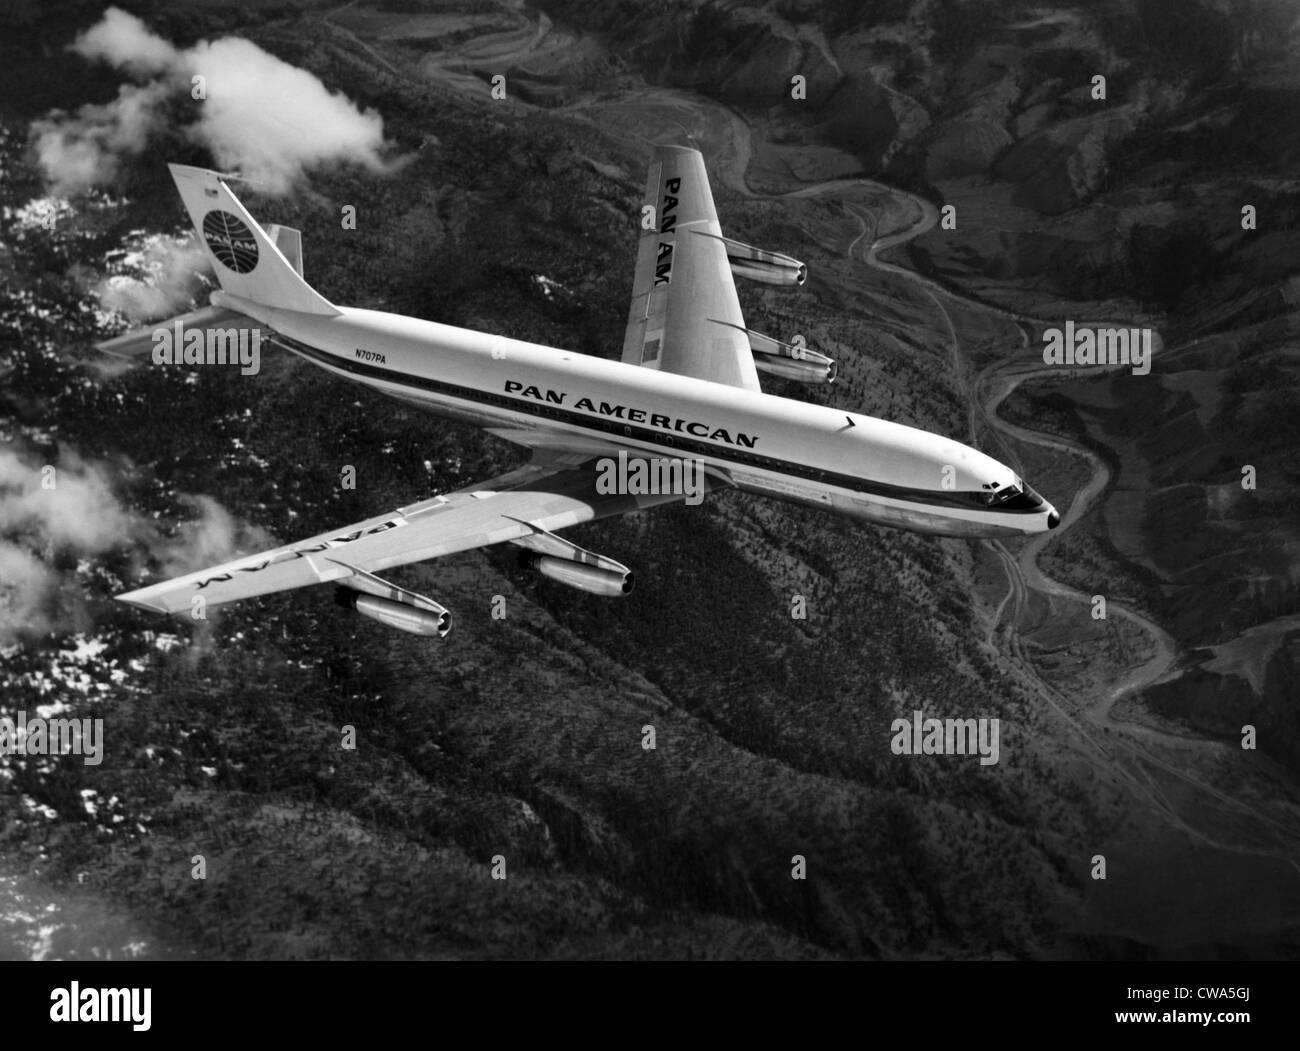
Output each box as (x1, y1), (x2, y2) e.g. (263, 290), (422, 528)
(333, 567), (451, 637)
(508, 529), (635, 598)
(715, 235), (807, 286)
(746, 329), (837, 384)
(521, 553), (634, 597)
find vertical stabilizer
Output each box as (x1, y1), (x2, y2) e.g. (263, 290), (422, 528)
(169, 163), (337, 316)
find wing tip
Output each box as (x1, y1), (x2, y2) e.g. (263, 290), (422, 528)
(654, 143), (703, 160)
(115, 590), (172, 614)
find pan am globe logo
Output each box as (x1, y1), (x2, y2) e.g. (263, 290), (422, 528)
(202, 210), (259, 273)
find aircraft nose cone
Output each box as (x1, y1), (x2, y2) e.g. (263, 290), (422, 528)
(1047, 509), (1060, 530)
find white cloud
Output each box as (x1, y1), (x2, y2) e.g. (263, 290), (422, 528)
(0, 543), (57, 641)
(155, 494), (276, 580)
(33, 6), (395, 196)
(30, 82), (169, 197)
(70, 6), (179, 77)
(0, 447), (276, 643)
(0, 449), (134, 555)
(94, 231), (211, 323)
(187, 36), (388, 194)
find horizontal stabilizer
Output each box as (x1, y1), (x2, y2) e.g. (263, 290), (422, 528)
(95, 304), (256, 359)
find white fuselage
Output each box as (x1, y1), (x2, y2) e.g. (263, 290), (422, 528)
(219, 293), (1058, 538)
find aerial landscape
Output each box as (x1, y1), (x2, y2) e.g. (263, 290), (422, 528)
(1, 0), (1298, 961)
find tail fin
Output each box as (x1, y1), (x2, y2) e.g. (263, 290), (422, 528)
(168, 163), (338, 317)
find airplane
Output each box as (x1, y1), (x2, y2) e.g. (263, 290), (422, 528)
(101, 145), (1059, 637)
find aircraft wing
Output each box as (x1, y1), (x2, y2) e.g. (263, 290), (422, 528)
(118, 452), (722, 615)
(620, 145), (762, 392)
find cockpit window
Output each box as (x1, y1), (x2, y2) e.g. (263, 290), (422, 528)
(982, 480), (1046, 513)
(987, 483), (1023, 507)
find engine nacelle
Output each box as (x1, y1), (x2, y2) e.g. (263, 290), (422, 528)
(754, 353), (837, 384)
(335, 587), (451, 637)
(720, 236), (807, 286)
(523, 553), (634, 597)
(745, 329), (837, 384)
